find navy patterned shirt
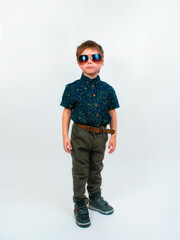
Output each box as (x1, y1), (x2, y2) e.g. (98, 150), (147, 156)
(60, 73), (120, 127)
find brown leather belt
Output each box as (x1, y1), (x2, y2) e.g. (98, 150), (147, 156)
(76, 123), (115, 135)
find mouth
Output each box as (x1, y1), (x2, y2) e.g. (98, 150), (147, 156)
(87, 66), (93, 69)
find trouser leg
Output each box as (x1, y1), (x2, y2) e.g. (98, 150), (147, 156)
(71, 123), (91, 203)
(87, 132), (108, 196)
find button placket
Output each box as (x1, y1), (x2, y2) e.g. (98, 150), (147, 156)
(92, 82), (96, 98)
(89, 81), (99, 126)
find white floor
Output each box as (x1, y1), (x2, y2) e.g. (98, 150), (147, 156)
(0, 149), (179, 240)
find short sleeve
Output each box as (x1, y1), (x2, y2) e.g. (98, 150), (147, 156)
(108, 86), (120, 110)
(60, 84), (75, 109)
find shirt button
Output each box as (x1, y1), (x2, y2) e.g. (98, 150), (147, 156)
(93, 94), (96, 97)
(97, 124), (100, 126)
(96, 114), (99, 117)
(87, 81), (89, 83)
(95, 104), (97, 107)
(92, 85), (94, 87)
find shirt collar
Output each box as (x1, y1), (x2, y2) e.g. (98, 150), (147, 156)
(80, 73), (101, 83)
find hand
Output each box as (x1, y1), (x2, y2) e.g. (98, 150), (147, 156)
(63, 136), (72, 154)
(108, 135), (116, 154)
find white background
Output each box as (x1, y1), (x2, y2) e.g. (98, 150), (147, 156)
(0, 0), (180, 239)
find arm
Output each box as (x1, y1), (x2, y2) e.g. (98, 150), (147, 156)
(62, 107), (72, 154)
(107, 109), (117, 154)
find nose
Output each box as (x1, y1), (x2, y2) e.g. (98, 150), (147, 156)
(87, 56), (93, 63)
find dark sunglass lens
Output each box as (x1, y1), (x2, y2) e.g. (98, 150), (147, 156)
(91, 54), (101, 62)
(79, 55), (88, 63)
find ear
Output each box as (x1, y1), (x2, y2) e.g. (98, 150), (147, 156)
(100, 59), (104, 67)
(77, 61), (83, 71)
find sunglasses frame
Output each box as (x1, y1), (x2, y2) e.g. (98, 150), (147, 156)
(78, 54), (103, 64)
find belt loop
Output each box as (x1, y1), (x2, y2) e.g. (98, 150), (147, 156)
(87, 126), (90, 132)
(102, 126), (105, 133)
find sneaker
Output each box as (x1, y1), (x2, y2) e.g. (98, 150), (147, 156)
(89, 192), (114, 215)
(74, 199), (91, 228)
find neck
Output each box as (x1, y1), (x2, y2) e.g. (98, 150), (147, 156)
(83, 72), (98, 79)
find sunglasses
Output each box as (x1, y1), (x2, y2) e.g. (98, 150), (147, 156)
(78, 54), (102, 64)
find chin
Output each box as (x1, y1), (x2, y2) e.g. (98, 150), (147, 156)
(86, 70), (97, 74)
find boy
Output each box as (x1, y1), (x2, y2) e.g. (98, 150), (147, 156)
(60, 40), (120, 228)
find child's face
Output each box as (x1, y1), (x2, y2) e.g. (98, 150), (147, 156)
(77, 48), (104, 79)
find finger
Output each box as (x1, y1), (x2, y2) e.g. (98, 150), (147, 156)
(108, 148), (114, 153)
(108, 144), (112, 153)
(64, 146), (69, 153)
(67, 143), (72, 153)
(64, 144), (72, 154)
(67, 145), (72, 153)
(108, 144), (115, 153)
(67, 149), (72, 154)
(108, 148), (113, 153)
(68, 141), (72, 150)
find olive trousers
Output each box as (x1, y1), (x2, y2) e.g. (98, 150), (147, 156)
(71, 122), (108, 203)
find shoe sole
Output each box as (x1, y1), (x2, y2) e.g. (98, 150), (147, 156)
(74, 214), (91, 228)
(89, 205), (114, 215)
